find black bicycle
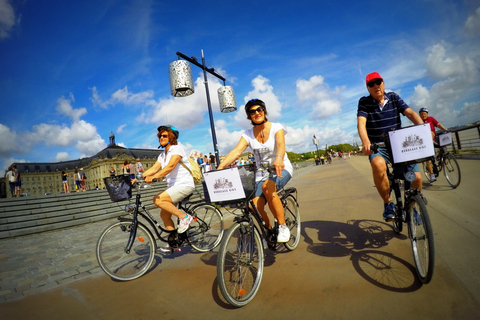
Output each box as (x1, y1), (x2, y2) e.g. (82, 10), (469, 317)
(96, 175), (224, 281)
(372, 143), (435, 284)
(421, 131), (461, 188)
(216, 162), (301, 307)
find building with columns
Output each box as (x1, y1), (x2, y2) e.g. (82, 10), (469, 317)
(1, 133), (159, 198)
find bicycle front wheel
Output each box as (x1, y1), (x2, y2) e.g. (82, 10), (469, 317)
(283, 195), (301, 251)
(96, 220), (156, 281)
(217, 222), (264, 307)
(421, 161), (430, 181)
(443, 154), (461, 188)
(188, 204), (224, 252)
(408, 194), (435, 284)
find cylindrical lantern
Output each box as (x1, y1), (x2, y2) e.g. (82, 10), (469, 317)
(217, 86), (237, 113)
(169, 60), (194, 97)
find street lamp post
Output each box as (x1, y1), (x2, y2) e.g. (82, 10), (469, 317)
(313, 135), (320, 165)
(169, 50), (236, 166)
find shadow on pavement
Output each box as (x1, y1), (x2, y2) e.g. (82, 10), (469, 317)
(302, 219), (422, 292)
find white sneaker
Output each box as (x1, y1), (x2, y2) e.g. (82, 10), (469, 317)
(429, 174), (437, 182)
(177, 214), (193, 234)
(277, 224), (291, 243)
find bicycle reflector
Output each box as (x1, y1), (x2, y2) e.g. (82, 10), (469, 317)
(138, 237), (145, 242)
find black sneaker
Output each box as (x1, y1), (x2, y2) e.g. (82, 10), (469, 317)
(383, 202), (395, 221)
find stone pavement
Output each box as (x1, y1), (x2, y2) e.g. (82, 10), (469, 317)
(0, 217), (114, 302)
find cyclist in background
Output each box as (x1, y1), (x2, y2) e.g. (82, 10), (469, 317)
(143, 125), (195, 234)
(357, 72), (424, 221)
(217, 99), (293, 242)
(419, 107), (449, 182)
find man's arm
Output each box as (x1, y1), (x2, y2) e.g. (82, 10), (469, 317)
(403, 108), (423, 125)
(357, 116), (372, 155)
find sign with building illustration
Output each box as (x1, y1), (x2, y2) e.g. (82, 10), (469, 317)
(388, 124), (435, 164)
(203, 167), (245, 202)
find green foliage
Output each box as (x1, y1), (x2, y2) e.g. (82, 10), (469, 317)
(286, 143), (356, 162)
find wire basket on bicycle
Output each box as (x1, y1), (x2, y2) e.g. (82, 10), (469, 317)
(103, 175), (132, 202)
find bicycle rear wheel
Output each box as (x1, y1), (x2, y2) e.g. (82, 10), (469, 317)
(408, 194), (435, 284)
(96, 220), (156, 281)
(283, 195), (301, 251)
(188, 204), (224, 252)
(217, 221), (264, 307)
(443, 154), (461, 188)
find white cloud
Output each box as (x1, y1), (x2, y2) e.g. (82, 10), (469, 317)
(137, 75), (225, 129)
(55, 152), (70, 162)
(117, 124), (127, 133)
(465, 7), (480, 37)
(234, 75), (282, 128)
(90, 86), (154, 109)
(296, 75), (344, 120)
(56, 94), (87, 122)
(0, 0), (16, 39)
(426, 42), (477, 80)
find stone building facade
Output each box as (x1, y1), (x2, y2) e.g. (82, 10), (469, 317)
(1, 134), (158, 198)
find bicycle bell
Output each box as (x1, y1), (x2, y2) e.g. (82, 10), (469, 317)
(404, 170), (416, 182)
(136, 173), (143, 180)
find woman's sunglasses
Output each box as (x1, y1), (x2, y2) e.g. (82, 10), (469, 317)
(248, 106), (265, 115)
(159, 134), (169, 138)
(367, 79), (383, 88)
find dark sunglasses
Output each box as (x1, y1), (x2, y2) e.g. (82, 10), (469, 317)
(248, 106), (265, 115)
(367, 79), (383, 88)
(159, 134), (169, 138)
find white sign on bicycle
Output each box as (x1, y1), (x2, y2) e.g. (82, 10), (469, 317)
(203, 167), (246, 202)
(388, 123), (435, 164)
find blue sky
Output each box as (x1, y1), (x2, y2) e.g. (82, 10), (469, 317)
(1, 0), (479, 171)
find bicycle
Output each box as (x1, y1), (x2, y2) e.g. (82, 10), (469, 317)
(372, 142), (435, 284)
(421, 131), (461, 188)
(96, 174), (224, 281)
(215, 162), (301, 307)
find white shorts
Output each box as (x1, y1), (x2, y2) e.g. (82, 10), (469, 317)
(165, 185), (195, 204)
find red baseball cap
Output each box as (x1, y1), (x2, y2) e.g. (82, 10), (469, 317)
(366, 72), (383, 84)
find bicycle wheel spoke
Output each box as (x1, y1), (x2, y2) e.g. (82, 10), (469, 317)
(283, 195), (301, 251)
(217, 222), (264, 307)
(188, 204), (224, 252)
(96, 221), (156, 281)
(408, 195), (435, 284)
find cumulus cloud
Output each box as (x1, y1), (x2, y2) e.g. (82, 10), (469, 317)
(296, 75), (344, 119)
(90, 86), (154, 109)
(137, 75), (225, 129)
(117, 124), (127, 133)
(465, 7), (480, 37)
(426, 42), (477, 80)
(0, 0), (17, 39)
(234, 75), (282, 128)
(55, 152), (70, 162)
(56, 94), (87, 122)
(0, 94), (107, 170)
(410, 41), (480, 127)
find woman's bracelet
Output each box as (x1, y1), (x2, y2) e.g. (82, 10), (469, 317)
(275, 155), (283, 158)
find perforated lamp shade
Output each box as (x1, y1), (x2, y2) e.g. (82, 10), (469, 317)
(217, 86), (237, 113)
(169, 60), (194, 97)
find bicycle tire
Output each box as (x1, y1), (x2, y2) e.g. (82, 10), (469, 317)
(188, 204), (224, 252)
(408, 194), (435, 284)
(217, 221), (264, 307)
(283, 195), (301, 251)
(421, 161), (430, 181)
(443, 154), (461, 188)
(96, 220), (156, 281)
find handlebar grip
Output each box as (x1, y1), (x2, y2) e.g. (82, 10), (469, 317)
(371, 143), (378, 153)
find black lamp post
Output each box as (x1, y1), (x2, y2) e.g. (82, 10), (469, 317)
(168, 50), (236, 166)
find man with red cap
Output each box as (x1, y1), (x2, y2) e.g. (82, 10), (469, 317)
(357, 72), (424, 221)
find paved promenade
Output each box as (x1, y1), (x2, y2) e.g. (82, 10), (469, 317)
(1, 156), (479, 319)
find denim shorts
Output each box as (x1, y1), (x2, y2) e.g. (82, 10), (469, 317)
(254, 170), (292, 198)
(369, 146), (420, 174)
